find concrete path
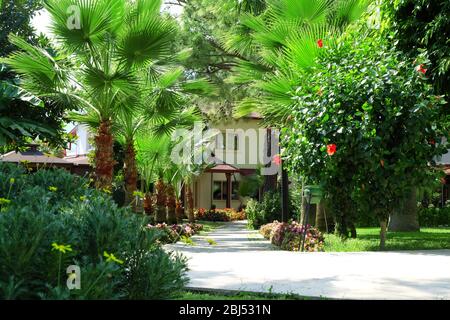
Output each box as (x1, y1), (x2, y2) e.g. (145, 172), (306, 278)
(166, 220), (450, 300)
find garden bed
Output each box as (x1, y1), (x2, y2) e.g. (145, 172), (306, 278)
(259, 221), (324, 252)
(195, 208), (246, 222)
(146, 222), (204, 244)
(260, 220), (450, 252)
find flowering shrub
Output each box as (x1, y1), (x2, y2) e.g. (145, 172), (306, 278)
(0, 163), (188, 300)
(227, 209), (246, 221)
(283, 27), (449, 245)
(280, 224), (325, 252)
(260, 221), (325, 252)
(194, 208), (246, 222)
(195, 209), (229, 221)
(259, 221), (278, 239)
(186, 223), (204, 233)
(146, 222), (204, 243)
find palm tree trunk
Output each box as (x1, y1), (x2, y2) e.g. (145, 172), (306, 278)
(166, 184), (177, 224)
(186, 184), (195, 223)
(94, 119), (114, 190)
(144, 192), (153, 216)
(155, 178), (167, 223)
(124, 140), (138, 208)
(176, 199), (184, 223)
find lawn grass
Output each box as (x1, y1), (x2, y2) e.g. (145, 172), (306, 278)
(324, 227), (450, 252)
(174, 290), (309, 300)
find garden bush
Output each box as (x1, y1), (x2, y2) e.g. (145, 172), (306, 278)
(0, 163), (188, 300)
(283, 24), (449, 245)
(260, 221), (324, 252)
(418, 203), (450, 227)
(246, 191), (301, 229)
(245, 198), (261, 228)
(145, 223), (204, 243)
(259, 221), (279, 239)
(246, 192), (281, 229)
(194, 208), (245, 222)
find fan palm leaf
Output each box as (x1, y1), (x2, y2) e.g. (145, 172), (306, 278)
(228, 0), (371, 124)
(45, 0), (123, 53)
(117, 15), (176, 68)
(2, 35), (71, 95)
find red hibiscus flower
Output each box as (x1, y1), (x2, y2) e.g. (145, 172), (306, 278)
(429, 139), (436, 145)
(326, 144), (336, 156)
(416, 64), (427, 74)
(317, 39), (323, 48)
(273, 154), (282, 165)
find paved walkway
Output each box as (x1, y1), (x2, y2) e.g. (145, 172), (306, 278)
(166, 220), (450, 300)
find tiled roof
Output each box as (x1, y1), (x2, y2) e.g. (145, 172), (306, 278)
(64, 155), (90, 166)
(207, 163), (241, 173)
(1, 150), (71, 165)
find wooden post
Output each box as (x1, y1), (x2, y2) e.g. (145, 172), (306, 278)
(226, 173), (232, 209)
(210, 172), (213, 209)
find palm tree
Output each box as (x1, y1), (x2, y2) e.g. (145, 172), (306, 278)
(154, 175), (167, 223)
(136, 133), (171, 217)
(136, 117), (217, 223)
(1, 35), (79, 147)
(4, 0), (177, 189)
(182, 167), (201, 223)
(226, 0), (371, 125)
(173, 128), (217, 223)
(75, 62), (212, 207)
(134, 104), (206, 221)
(0, 62), (54, 146)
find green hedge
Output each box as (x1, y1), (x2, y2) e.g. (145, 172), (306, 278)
(0, 163), (188, 299)
(246, 191), (300, 229)
(418, 205), (450, 227)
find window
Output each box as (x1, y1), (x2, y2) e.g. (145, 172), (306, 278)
(215, 132), (239, 151)
(212, 181), (239, 200)
(232, 181), (239, 200)
(231, 134), (239, 151)
(213, 181), (226, 200)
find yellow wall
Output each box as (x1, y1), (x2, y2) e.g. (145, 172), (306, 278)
(211, 118), (265, 169)
(193, 118), (264, 209)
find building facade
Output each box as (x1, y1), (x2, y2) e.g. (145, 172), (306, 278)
(191, 116), (275, 210)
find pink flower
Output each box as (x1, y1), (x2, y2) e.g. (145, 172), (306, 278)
(273, 154), (282, 165)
